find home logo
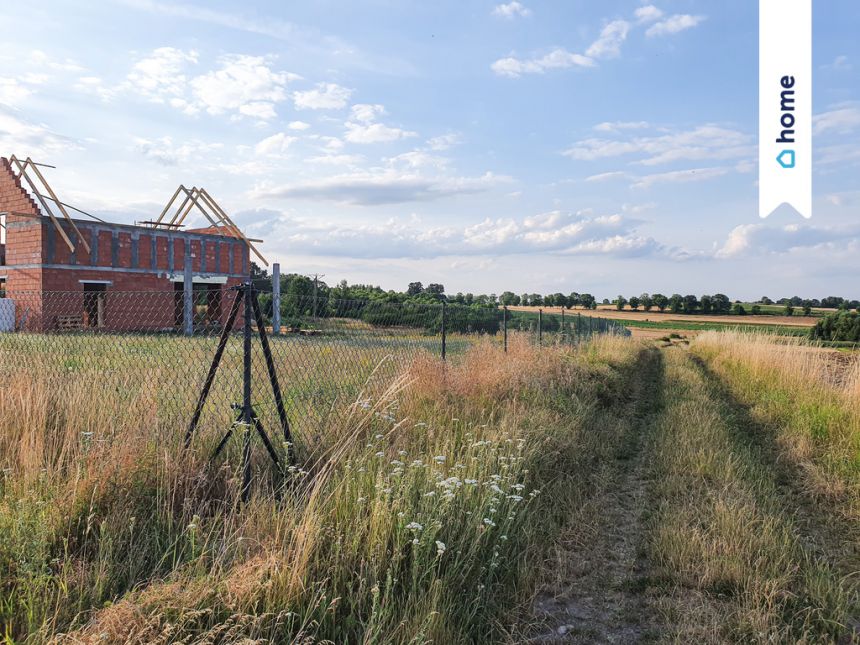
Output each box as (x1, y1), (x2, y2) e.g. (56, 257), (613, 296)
(759, 0), (811, 219)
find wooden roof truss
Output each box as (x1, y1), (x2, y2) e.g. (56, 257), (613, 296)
(149, 185), (267, 267)
(7, 155), (91, 254)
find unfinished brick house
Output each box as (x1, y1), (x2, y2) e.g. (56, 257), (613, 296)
(0, 156), (260, 332)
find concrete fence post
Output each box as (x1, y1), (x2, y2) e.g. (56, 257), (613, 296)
(272, 262), (281, 335)
(183, 255), (194, 336)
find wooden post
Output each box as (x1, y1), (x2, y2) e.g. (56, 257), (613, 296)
(272, 262), (281, 335)
(184, 256), (193, 336)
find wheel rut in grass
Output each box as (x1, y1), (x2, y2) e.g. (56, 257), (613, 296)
(689, 354), (860, 638)
(525, 347), (665, 644)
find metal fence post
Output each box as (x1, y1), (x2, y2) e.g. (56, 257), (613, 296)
(272, 262), (281, 335)
(503, 305), (508, 353)
(183, 255), (193, 336)
(538, 308), (542, 347)
(561, 307), (565, 344)
(241, 281), (253, 503)
(441, 301), (447, 361)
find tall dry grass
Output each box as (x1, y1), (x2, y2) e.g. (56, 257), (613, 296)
(0, 333), (642, 643)
(692, 331), (860, 522)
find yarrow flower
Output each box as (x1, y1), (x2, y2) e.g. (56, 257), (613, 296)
(406, 521), (423, 531)
(433, 455), (446, 464)
(435, 540), (446, 556)
(483, 518), (496, 527)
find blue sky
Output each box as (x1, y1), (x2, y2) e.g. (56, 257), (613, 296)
(1, 0), (859, 299)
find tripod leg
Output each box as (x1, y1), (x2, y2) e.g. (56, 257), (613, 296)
(185, 292), (243, 449)
(212, 408), (243, 460)
(251, 293), (294, 459)
(250, 410), (281, 467)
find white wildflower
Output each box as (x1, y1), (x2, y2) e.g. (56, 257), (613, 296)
(406, 521), (423, 531)
(435, 541), (446, 556)
(434, 455), (446, 464)
(483, 518), (496, 527)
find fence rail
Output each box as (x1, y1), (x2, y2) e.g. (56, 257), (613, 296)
(0, 288), (629, 492)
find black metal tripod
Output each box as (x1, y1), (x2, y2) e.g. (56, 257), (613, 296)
(184, 281), (293, 502)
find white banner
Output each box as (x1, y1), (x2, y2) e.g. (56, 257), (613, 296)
(759, 0), (812, 219)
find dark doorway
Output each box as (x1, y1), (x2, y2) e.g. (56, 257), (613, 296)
(174, 282), (223, 329)
(83, 283), (106, 328)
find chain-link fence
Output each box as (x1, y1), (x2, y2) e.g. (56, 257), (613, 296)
(0, 288), (629, 492)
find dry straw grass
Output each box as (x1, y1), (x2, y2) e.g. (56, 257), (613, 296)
(0, 332), (641, 643)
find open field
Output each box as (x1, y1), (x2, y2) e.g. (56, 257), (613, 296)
(574, 305), (818, 327)
(1, 330), (858, 642)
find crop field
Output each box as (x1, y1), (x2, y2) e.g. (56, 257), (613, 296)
(1, 329), (858, 643)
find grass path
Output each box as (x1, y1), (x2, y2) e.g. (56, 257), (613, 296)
(519, 347), (666, 643)
(522, 345), (859, 643)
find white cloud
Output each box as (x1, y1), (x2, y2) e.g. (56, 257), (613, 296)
(254, 132), (296, 155)
(252, 170), (507, 205)
(133, 136), (221, 165)
(190, 54), (297, 119)
(127, 47), (198, 102)
(0, 109), (79, 157)
(29, 50), (85, 73)
(343, 103), (417, 143)
(293, 82), (352, 110)
(0, 78), (32, 105)
(632, 167), (729, 189)
(492, 2), (531, 19)
(586, 20), (630, 59)
(813, 103), (860, 135)
(564, 124), (752, 166)
(350, 103), (386, 122)
(491, 48), (594, 78)
(646, 14), (706, 37)
(288, 120), (311, 131)
(427, 133), (462, 150)
(716, 223), (860, 258)
(593, 121), (650, 132)
(635, 5), (663, 23)
(236, 208), (668, 259)
(585, 171), (628, 182)
(345, 122), (417, 144)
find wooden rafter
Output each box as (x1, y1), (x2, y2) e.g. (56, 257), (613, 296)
(8, 155), (91, 254)
(150, 185), (268, 267)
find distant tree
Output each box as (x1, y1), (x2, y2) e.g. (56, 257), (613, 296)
(520, 293), (530, 306)
(641, 293), (653, 311)
(732, 303), (746, 315)
(407, 282), (424, 296)
(568, 292), (581, 308)
(452, 292), (466, 304)
(544, 294), (555, 307)
(602, 298), (610, 305)
(464, 293), (474, 305)
(553, 293), (568, 308)
(652, 293), (669, 312)
(628, 296), (641, 310)
(531, 294), (543, 306)
(784, 304), (795, 316)
(580, 293), (596, 310)
(711, 293), (731, 314)
(425, 283), (445, 299)
(669, 294), (683, 314)
(802, 300), (813, 316)
(751, 304), (762, 315)
(250, 262), (271, 290)
(500, 291), (517, 306)
(682, 295), (699, 314)
(700, 295), (713, 314)
(616, 295), (628, 311)
(760, 296), (773, 305)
